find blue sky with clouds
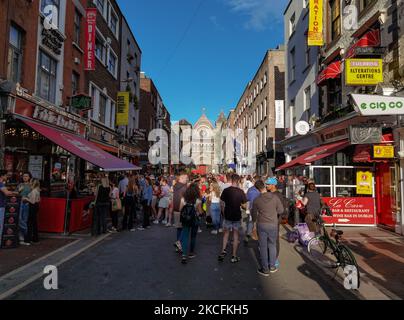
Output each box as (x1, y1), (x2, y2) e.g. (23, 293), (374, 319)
(117, 0), (289, 124)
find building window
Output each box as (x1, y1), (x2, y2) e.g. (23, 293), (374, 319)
(263, 127), (267, 152)
(305, 41), (311, 67)
(304, 86), (311, 111)
(330, 0), (341, 41)
(264, 98), (267, 117)
(37, 50), (57, 103)
(74, 10), (81, 45)
(328, 78), (342, 111)
(95, 35), (106, 64)
(95, 0), (105, 16)
(289, 12), (296, 37)
(109, 7), (119, 37)
(259, 103), (262, 122)
(72, 72), (79, 96)
(110, 101), (115, 128)
(290, 47), (296, 83)
(304, 0), (309, 8)
(99, 93), (107, 123)
(359, 0), (376, 12)
(290, 99), (295, 136)
(108, 49), (117, 77)
(41, 0), (60, 28)
(264, 72), (267, 85)
(7, 25), (23, 84)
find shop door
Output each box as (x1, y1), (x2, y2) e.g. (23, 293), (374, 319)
(309, 166), (333, 197)
(376, 163), (396, 229)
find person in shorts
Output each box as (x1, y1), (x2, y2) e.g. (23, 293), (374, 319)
(218, 174), (247, 263)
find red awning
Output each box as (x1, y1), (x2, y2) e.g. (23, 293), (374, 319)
(346, 29), (381, 59)
(317, 61), (342, 86)
(277, 140), (350, 171)
(22, 119), (141, 172)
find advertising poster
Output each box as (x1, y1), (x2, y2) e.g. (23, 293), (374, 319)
(373, 145), (394, 159)
(345, 59), (383, 86)
(356, 171), (373, 195)
(28, 156), (44, 180)
(116, 92), (130, 126)
(308, 0), (324, 46)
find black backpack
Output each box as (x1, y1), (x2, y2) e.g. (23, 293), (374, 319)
(180, 203), (197, 227)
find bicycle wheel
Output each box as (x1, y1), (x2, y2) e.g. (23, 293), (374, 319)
(307, 237), (338, 268)
(338, 244), (360, 289)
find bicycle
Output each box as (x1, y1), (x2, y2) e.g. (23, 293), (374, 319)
(307, 215), (360, 289)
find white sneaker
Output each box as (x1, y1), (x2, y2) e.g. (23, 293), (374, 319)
(166, 223), (172, 227)
(198, 228), (202, 233)
(138, 227), (145, 231)
(130, 228), (136, 232)
(162, 220), (167, 225)
(20, 242), (31, 246)
(211, 230), (218, 235)
(153, 220), (159, 225)
(218, 228), (223, 233)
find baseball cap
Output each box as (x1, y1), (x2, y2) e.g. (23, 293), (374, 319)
(265, 177), (278, 186)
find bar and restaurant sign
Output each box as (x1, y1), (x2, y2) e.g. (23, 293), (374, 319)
(351, 94), (404, 116)
(84, 8), (97, 71)
(345, 59), (383, 86)
(116, 92), (130, 126)
(322, 197), (376, 225)
(308, 0), (324, 46)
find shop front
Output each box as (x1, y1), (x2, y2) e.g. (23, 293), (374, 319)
(278, 109), (400, 231)
(4, 93), (139, 235)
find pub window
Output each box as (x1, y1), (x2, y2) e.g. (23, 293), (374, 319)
(74, 10), (81, 45)
(41, 0), (60, 29)
(330, 0), (341, 41)
(37, 50), (57, 103)
(8, 24), (23, 84)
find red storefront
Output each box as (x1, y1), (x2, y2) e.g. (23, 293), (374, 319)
(5, 93), (139, 234)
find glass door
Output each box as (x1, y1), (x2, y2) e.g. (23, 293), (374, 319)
(310, 166), (333, 197)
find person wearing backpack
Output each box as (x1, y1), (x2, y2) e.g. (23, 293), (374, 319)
(179, 183), (202, 265)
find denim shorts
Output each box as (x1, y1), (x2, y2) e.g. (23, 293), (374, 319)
(223, 219), (242, 231)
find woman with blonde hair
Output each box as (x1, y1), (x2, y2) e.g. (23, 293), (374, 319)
(208, 181), (222, 235)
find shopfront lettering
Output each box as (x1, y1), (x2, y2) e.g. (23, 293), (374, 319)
(323, 197), (376, 225)
(33, 105), (80, 132)
(360, 101), (404, 111)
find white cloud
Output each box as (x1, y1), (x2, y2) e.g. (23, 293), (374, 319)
(225, 0), (288, 31)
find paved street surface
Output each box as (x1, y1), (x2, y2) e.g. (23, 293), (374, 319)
(6, 224), (360, 300)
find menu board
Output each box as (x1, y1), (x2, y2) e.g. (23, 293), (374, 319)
(28, 155), (43, 180)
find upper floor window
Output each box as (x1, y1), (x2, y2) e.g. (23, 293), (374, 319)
(264, 72), (267, 85)
(330, 0), (341, 41)
(360, 0), (376, 12)
(95, 34), (106, 64)
(37, 50), (57, 103)
(305, 41), (311, 67)
(290, 47), (296, 83)
(304, 0), (309, 9)
(109, 6), (119, 37)
(8, 25), (23, 84)
(95, 0), (105, 16)
(289, 12), (296, 37)
(74, 10), (81, 45)
(304, 85), (311, 111)
(72, 72), (79, 96)
(99, 93), (107, 124)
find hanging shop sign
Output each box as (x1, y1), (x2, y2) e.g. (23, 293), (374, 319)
(295, 121), (310, 136)
(132, 129), (147, 141)
(85, 8), (97, 71)
(356, 171), (373, 195)
(355, 47), (386, 56)
(345, 59), (383, 86)
(70, 94), (92, 111)
(373, 145), (395, 159)
(349, 125), (382, 144)
(116, 92), (130, 126)
(351, 94), (404, 116)
(308, 0), (324, 46)
(275, 100), (285, 129)
(322, 197), (376, 225)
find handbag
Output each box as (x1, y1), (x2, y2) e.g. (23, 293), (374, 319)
(251, 224), (259, 241)
(112, 197), (122, 211)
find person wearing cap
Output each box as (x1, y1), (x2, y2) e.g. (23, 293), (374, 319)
(251, 177), (284, 276)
